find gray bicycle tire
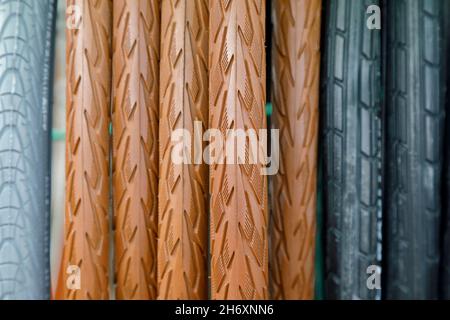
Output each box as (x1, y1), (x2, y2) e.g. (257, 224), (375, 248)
(0, 0), (56, 299)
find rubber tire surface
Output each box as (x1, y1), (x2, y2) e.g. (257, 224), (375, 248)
(112, 0), (160, 300)
(315, 153), (325, 299)
(157, 0), (209, 299)
(0, 0), (56, 300)
(444, 84), (450, 299)
(444, 93), (450, 299)
(209, 0), (268, 299)
(270, 0), (321, 300)
(57, 0), (112, 300)
(385, 0), (446, 300)
(321, 0), (382, 300)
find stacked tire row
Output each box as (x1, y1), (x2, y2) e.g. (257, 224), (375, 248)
(320, 0), (449, 300)
(0, 0), (450, 300)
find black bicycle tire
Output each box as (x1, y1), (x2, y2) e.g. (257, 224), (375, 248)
(443, 90), (450, 299)
(385, 0), (447, 300)
(321, 0), (382, 300)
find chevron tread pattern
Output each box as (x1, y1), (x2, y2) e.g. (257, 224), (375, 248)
(270, 0), (321, 300)
(58, 0), (112, 300)
(209, 0), (268, 300)
(157, 0), (209, 299)
(112, 0), (160, 300)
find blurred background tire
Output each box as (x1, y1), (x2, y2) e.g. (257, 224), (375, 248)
(385, 0), (447, 300)
(0, 0), (56, 299)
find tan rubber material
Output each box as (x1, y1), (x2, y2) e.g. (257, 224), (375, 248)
(57, 0), (112, 300)
(270, 0), (321, 300)
(157, 0), (209, 299)
(209, 0), (268, 299)
(112, 0), (160, 300)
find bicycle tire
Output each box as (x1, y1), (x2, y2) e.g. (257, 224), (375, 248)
(315, 153), (325, 299)
(270, 0), (321, 300)
(385, 0), (446, 299)
(112, 0), (160, 300)
(209, 0), (268, 299)
(321, 0), (382, 300)
(444, 109), (450, 299)
(445, 36), (450, 298)
(0, 0), (56, 300)
(157, 0), (209, 299)
(57, 0), (112, 300)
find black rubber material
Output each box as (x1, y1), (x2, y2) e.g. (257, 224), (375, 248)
(442, 0), (450, 301)
(321, 0), (382, 300)
(385, 0), (447, 300)
(0, 0), (56, 299)
(443, 88), (450, 299)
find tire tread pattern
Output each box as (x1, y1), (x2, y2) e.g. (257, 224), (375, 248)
(58, 0), (112, 300)
(386, 0), (445, 299)
(158, 0), (209, 299)
(0, 0), (56, 300)
(112, 0), (160, 300)
(321, 0), (382, 300)
(209, 0), (269, 300)
(270, 0), (322, 300)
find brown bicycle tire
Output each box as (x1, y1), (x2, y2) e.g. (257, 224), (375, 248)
(56, 0), (112, 300)
(270, 0), (321, 300)
(209, 0), (268, 299)
(112, 0), (160, 300)
(157, 0), (209, 299)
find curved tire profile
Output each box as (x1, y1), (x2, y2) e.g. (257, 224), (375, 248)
(0, 0), (56, 300)
(112, 0), (160, 300)
(157, 0), (209, 299)
(56, 0), (112, 300)
(209, 0), (268, 299)
(270, 0), (322, 300)
(321, 0), (382, 300)
(385, 0), (447, 300)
